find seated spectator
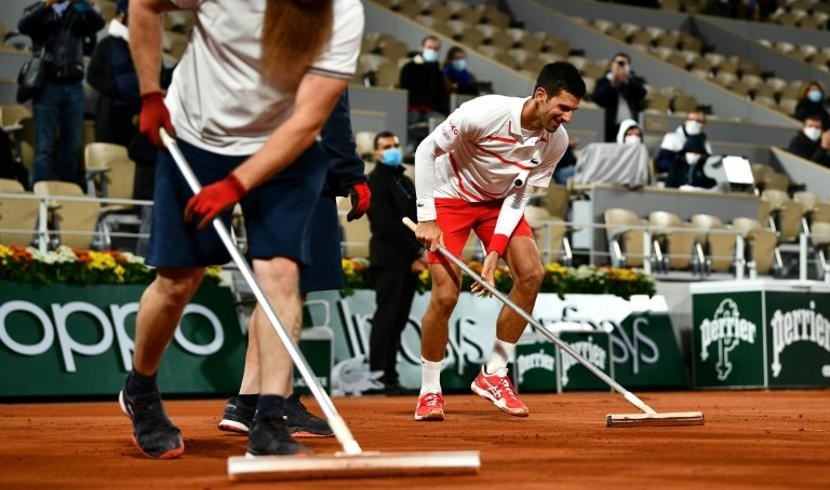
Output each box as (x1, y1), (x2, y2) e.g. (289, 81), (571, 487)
(794, 81), (830, 130)
(87, 0), (139, 147)
(666, 134), (716, 189)
(553, 143), (577, 185)
(656, 110), (713, 174)
(616, 118), (643, 144)
(786, 114), (830, 168)
(591, 52), (647, 142)
(443, 47), (478, 96)
(399, 35), (450, 148)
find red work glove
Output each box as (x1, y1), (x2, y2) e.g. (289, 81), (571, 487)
(139, 91), (175, 148)
(346, 182), (371, 222)
(184, 174), (247, 230)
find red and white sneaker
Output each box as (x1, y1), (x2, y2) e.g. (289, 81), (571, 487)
(471, 367), (529, 417)
(414, 391), (445, 421)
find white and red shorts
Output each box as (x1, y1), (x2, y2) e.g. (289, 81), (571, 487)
(427, 198), (534, 264)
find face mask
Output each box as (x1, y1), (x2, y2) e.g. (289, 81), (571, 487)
(422, 49), (439, 63)
(684, 120), (703, 136)
(804, 127), (822, 142)
(623, 135), (641, 145)
(451, 59), (467, 71)
(381, 148), (403, 166)
(685, 153), (702, 166)
(808, 90), (823, 103)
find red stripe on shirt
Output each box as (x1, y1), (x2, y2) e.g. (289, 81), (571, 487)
(471, 143), (533, 171)
(448, 153), (486, 202)
(486, 135), (518, 144)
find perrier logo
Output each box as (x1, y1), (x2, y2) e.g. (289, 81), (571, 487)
(699, 299), (758, 381)
(769, 301), (830, 378)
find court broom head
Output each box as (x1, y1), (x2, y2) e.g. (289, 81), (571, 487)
(606, 411), (705, 427)
(227, 450), (481, 481)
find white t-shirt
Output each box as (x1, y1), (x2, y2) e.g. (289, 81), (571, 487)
(429, 94), (568, 203)
(165, 0), (364, 155)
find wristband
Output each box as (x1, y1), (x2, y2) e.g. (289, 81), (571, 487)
(487, 234), (509, 257)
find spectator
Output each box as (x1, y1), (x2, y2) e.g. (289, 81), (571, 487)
(616, 118), (642, 144)
(786, 114), (830, 167)
(443, 47), (478, 96)
(18, 0), (105, 185)
(591, 52), (647, 142)
(86, 0), (139, 147)
(552, 141), (577, 185)
(666, 134), (715, 189)
(399, 35), (450, 148)
(794, 81), (830, 130)
(367, 131), (424, 395)
(655, 110), (713, 174)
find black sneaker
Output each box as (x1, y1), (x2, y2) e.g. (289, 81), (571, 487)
(246, 416), (310, 457)
(218, 396), (255, 434)
(118, 383), (184, 459)
(284, 393), (333, 438)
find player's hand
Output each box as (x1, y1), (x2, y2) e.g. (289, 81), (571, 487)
(139, 91), (175, 148)
(184, 174), (247, 230)
(415, 220), (443, 252)
(346, 182), (371, 222)
(471, 251), (499, 298)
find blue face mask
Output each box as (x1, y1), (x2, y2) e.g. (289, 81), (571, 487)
(451, 59), (467, 71)
(422, 49), (439, 63)
(381, 148), (402, 166)
(808, 90), (823, 103)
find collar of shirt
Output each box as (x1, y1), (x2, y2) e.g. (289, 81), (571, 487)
(509, 96), (532, 143)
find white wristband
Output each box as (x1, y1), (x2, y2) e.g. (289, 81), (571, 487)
(416, 199), (437, 222)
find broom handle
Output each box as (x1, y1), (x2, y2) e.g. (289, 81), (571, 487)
(402, 218), (657, 415)
(161, 130), (363, 455)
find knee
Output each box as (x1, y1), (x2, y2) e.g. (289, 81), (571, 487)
(154, 268), (203, 303)
(516, 263), (544, 292)
(254, 258), (299, 296)
(431, 289), (460, 316)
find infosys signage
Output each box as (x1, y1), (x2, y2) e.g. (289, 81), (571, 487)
(692, 281), (830, 389)
(0, 284), (246, 397)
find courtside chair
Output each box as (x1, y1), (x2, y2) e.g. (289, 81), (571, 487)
(732, 218), (778, 275)
(604, 208), (647, 268)
(648, 211), (699, 273)
(0, 182), (39, 247)
(33, 181), (101, 250)
(691, 214), (736, 274)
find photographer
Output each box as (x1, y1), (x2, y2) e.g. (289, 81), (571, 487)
(18, 0), (104, 184)
(591, 52), (647, 142)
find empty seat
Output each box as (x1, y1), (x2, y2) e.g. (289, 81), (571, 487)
(525, 206), (565, 263)
(691, 214), (736, 272)
(0, 179), (38, 247)
(649, 211), (698, 271)
(33, 181), (101, 249)
(732, 218), (777, 275)
(604, 208), (646, 267)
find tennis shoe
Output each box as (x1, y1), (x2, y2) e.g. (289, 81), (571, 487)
(471, 367), (529, 417)
(119, 383), (184, 459)
(414, 391), (445, 421)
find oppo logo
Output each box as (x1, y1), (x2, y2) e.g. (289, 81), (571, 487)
(0, 300), (224, 373)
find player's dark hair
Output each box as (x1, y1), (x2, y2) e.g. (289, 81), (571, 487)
(535, 62), (586, 99)
(374, 131), (397, 150)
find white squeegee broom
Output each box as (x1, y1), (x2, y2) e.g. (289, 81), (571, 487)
(160, 130), (480, 481)
(402, 218), (703, 428)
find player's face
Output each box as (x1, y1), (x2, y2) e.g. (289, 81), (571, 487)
(536, 89), (581, 132)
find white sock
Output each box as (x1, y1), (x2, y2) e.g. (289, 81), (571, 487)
(420, 357), (443, 395)
(484, 338), (516, 376)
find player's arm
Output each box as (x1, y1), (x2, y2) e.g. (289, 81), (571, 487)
(130, 0), (183, 95)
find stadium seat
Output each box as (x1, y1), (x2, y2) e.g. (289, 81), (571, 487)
(33, 181), (101, 250)
(354, 131), (376, 160)
(649, 211), (698, 272)
(0, 185), (38, 247)
(524, 206), (565, 264)
(691, 214), (736, 273)
(732, 218), (777, 275)
(604, 208), (646, 268)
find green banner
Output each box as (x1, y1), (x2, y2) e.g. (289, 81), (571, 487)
(766, 292), (830, 388)
(692, 291), (765, 388)
(0, 283), (246, 397)
(611, 312), (688, 388)
(558, 332), (611, 391)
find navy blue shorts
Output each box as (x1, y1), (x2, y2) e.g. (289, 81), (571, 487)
(299, 194), (344, 293)
(146, 138), (328, 268)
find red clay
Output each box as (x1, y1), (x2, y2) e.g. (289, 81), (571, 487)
(1, 390), (829, 489)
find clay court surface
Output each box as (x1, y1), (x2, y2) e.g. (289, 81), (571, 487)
(1, 390), (829, 489)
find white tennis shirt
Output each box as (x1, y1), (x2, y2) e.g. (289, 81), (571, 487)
(165, 0), (364, 155)
(416, 95), (568, 221)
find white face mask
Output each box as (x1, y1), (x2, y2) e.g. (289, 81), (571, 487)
(685, 153), (702, 166)
(684, 120), (703, 136)
(623, 135), (641, 145)
(804, 126), (822, 142)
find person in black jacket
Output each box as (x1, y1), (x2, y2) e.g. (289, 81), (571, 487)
(786, 114), (830, 168)
(18, 0), (104, 184)
(666, 133), (716, 189)
(399, 36), (450, 150)
(591, 52), (647, 142)
(86, 0), (139, 147)
(367, 131), (425, 395)
(793, 81), (830, 130)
